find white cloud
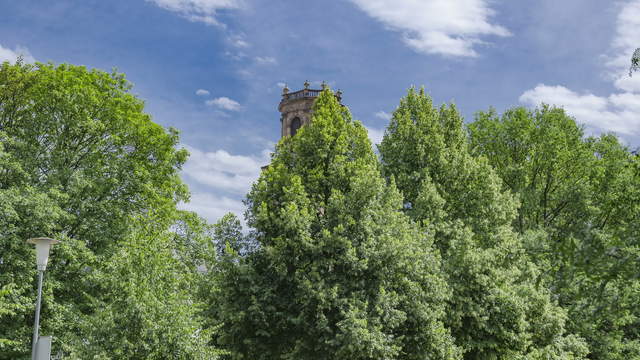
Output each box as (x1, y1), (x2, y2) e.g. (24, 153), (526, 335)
(255, 56), (277, 65)
(206, 96), (241, 111)
(374, 110), (392, 120)
(0, 44), (35, 64)
(276, 82), (286, 88)
(606, 0), (640, 92)
(146, 0), (244, 26)
(195, 89), (210, 96)
(224, 50), (247, 61)
(519, 85), (640, 136)
(236, 69), (252, 79)
(179, 192), (246, 224)
(610, 92), (640, 113)
(365, 126), (385, 145)
(228, 34), (250, 48)
(519, 1), (640, 141)
(179, 145), (272, 224)
(182, 145), (270, 194)
(233, 39), (250, 48)
(348, 0), (510, 57)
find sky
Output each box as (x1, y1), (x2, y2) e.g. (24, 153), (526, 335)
(1, 0), (639, 224)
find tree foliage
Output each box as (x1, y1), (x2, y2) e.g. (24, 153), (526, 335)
(215, 89), (461, 359)
(2, 59), (636, 360)
(378, 88), (588, 359)
(630, 48), (640, 76)
(66, 213), (220, 359)
(0, 61), (217, 358)
(469, 105), (640, 359)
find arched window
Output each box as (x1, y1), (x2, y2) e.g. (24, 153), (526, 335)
(290, 117), (301, 136)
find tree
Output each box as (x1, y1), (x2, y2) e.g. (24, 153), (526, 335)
(468, 106), (594, 236)
(469, 105), (640, 359)
(66, 213), (220, 359)
(378, 88), (588, 359)
(215, 89), (461, 359)
(0, 61), (217, 358)
(630, 48), (640, 76)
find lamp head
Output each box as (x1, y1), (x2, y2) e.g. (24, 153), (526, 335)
(27, 237), (60, 271)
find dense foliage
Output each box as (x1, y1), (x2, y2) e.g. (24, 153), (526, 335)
(0, 61), (219, 359)
(214, 90), (461, 359)
(378, 89), (587, 359)
(1, 60), (637, 359)
(469, 106), (640, 359)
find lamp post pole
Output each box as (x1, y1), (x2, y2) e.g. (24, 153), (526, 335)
(32, 270), (44, 359)
(27, 237), (60, 360)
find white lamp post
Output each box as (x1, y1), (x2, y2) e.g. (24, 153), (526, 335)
(27, 237), (60, 360)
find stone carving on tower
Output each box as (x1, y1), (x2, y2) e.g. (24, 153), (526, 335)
(278, 81), (342, 139)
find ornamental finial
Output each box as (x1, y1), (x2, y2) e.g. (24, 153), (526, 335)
(304, 80), (310, 89)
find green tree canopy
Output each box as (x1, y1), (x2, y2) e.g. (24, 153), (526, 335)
(469, 105), (640, 359)
(67, 213), (221, 359)
(379, 88), (587, 359)
(215, 89), (460, 360)
(0, 61), (217, 358)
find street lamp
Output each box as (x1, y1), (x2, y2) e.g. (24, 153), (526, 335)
(27, 237), (60, 360)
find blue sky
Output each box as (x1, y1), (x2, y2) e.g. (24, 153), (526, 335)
(2, 0), (639, 223)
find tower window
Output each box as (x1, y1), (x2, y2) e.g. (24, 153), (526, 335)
(290, 117), (301, 136)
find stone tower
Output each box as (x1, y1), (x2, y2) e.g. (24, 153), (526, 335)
(278, 80), (342, 138)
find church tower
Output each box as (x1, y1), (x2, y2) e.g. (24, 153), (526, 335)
(278, 80), (342, 138)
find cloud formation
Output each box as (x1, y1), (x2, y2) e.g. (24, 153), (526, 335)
(606, 0), (640, 92)
(195, 89), (210, 96)
(180, 145), (271, 224)
(348, 0), (510, 57)
(206, 96), (241, 111)
(182, 146), (269, 194)
(519, 85), (640, 136)
(147, 0), (243, 26)
(227, 33), (250, 48)
(0, 44), (35, 64)
(374, 110), (392, 120)
(255, 56), (277, 65)
(519, 0), (640, 141)
(365, 126), (385, 145)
